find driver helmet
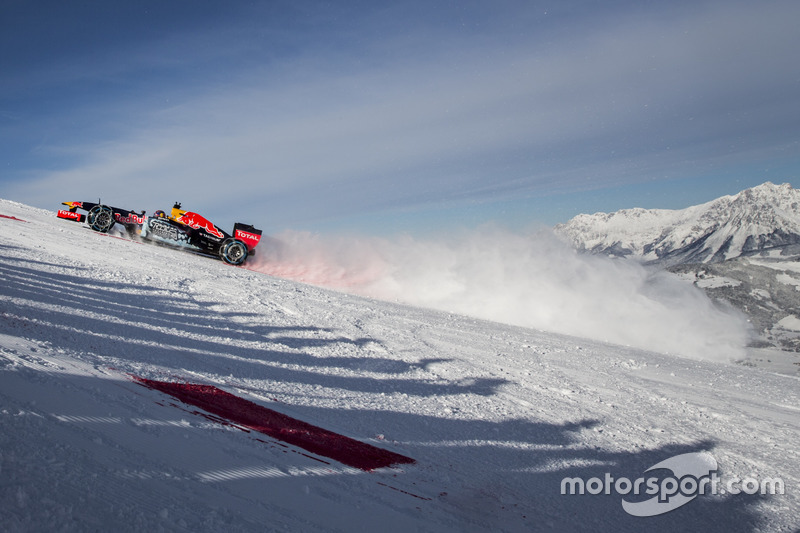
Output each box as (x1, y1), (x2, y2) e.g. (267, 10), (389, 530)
(153, 210), (166, 218)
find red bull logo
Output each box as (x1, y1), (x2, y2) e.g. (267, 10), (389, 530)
(115, 213), (145, 225)
(178, 211), (224, 239)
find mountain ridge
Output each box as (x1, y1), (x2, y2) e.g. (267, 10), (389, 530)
(555, 181), (800, 266)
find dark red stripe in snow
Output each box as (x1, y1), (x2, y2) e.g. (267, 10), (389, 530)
(132, 377), (414, 471)
(0, 214), (26, 222)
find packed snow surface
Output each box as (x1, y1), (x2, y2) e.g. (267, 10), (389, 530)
(1, 199), (798, 532)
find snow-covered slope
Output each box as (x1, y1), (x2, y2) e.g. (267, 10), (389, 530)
(671, 256), (800, 356)
(1, 199), (799, 531)
(555, 182), (800, 265)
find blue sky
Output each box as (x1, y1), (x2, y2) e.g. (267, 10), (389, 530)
(2, 0), (799, 234)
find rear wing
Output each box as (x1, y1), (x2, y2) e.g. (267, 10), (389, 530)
(234, 223), (262, 251)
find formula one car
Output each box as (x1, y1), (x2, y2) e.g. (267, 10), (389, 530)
(57, 201), (262, 265)
(57, 201), (145, 235)
(140, 203), (262, 266)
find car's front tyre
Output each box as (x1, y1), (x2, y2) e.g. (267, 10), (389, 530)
(88, 205), (115, 233)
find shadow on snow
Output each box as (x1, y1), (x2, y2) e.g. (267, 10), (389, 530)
(0, 252), (778, 532)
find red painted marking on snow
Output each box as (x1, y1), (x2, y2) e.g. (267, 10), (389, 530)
(132, 377), (415, 471)
(376, 482), (432, 501)
(299, 452), (332, 465)
(0, 214), (26, 222)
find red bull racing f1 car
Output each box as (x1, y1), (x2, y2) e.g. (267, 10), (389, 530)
(57, 201), (262, 266)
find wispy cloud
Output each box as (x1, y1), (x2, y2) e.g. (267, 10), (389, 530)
(6, 1), (800, 230)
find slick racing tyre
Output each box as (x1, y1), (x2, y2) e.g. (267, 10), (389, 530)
(220, 239), (248, 265)
(87, 205), (115, 233)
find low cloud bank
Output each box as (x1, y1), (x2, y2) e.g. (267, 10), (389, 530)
(248, 227), (749, 361)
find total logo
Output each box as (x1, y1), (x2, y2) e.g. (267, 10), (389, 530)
(235, 229), (261, 248)
(57, 210), (82, 221)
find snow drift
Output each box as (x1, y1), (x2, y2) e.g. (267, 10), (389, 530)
(248, 226), (749, 361)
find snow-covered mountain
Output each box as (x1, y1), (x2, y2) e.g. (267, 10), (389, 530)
(670, 256), (800, 353)
(1, 199), (799, 531)
(555, 182), (800, 266)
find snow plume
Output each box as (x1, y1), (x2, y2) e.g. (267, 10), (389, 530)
(248, 227), (749, 361)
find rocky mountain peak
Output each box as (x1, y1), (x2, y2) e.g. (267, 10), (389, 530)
(555, 182), (800, 266)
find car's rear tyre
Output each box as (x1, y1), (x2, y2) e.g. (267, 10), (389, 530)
(88, 205), (115, 233)
(220, 239), (248, 265)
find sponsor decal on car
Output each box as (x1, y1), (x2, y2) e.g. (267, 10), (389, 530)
(234, 229), (261, 249)
(115, 212), (145, 225)
(57, 210), (83, 221)
(148, 219), (180, 241)
(178, 212), (224, 239)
